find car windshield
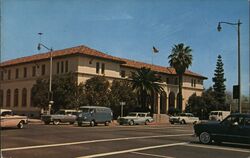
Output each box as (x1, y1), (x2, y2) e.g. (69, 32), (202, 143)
(128, 113), (137, 117)
(210, 112), (218, 115)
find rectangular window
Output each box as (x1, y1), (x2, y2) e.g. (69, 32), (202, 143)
(174, 78), (178, 85)
(101, 63), (105, 74)
(42, 64), (46, 75)
(120, 70), (126, 78)
(61, 61), (64, 73)
(57, 62), (60, 74)
(96, 62), (100, 74)
(32, 66), (36, 77)
(15, 68), (19, 79)
(65, 60), (68, 72)
(0, 71), (3, 80)
(166, 78), (169, 84)
(8, 70), (11, 80)
(23, 67), (27, 78)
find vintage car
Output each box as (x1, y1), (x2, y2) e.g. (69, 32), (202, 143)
(169, 113), (199, 124)
(194, 113), (250, 144)
(77, 106), (113, 127)
(0, 109), (28, 129)
(41, 109), (79, 125)
(117, 112), (154, 125)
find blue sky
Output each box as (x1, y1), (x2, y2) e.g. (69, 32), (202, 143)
(1, 0), (249, 96)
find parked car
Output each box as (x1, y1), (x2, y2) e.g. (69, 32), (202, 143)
(41, 109), (79, 125)
(194, 113), (250, 144)
(77, 106), (113, 127)
(169, 113), (199, 124)
(209, 111), (230, 121)
(117, 112), (154, 125)
(0, 109), (28, 129)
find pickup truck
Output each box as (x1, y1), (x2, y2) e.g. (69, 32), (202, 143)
(0, 109), (28, 129)
(169, 113), (199, 124)
(41, 109), (79, 125)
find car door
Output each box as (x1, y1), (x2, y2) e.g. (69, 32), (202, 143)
(219, 115), (245, 143)
(241, 116), (250, 144)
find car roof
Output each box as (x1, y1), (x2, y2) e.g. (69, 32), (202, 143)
(79, 106), (110, 109)
(0, 109), (12, 113)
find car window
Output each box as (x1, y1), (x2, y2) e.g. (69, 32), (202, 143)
(128, 113), (137, 117)
(80, 108), (89, 113)
(210, 112), (218, 115)
(1, 111), (12, 116)
(244, 117), (250, 127)
(222, 116), (244, 126)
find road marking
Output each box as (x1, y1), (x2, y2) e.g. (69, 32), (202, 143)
(2, 134), (193, 152)
(184, 143), (250, 153)
(131, 151), (175, 158)
(77, 142), (187, 158)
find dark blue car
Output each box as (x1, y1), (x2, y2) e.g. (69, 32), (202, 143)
(194, 113), (250, 144)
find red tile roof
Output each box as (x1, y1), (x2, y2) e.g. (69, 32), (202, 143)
(0, 45), (207, 79)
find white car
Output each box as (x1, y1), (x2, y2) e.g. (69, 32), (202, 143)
(0, 109), (28, 129)
(169, 113), (199, 124)
(118, 112), (154, 125)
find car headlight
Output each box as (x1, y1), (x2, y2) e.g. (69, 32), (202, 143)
(78, 113), (83, 117)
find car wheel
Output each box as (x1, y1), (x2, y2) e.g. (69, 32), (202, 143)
(170, 122), (174, 124)
(69, 122), (75, 125)
(145, 120), (150, 125)
(90, 120), (95, 127)
(199, 132), (212, 144)
(77, 122), (82, 126)
(104, 121), (109, 126)
(44, 121), (50, 125)
(129, 120), (134, 126)
(180, 120), (186, 124)
(53, 120), (60, 125)
(17, 121), (24, 129)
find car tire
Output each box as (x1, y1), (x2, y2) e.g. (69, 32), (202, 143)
(17, 121), (24, 129)
(145, 120), (150, 125)
(180, 120), (186, 124)
(69, 122), (75, 125)
(105, 121), (109, 126)
(90, 120), (95, 127)
(199, 132), (212, 144)
(77, 122), (82, 126)
(44, 121), (50, 125)
(129, 120), (134, 126)
(170, 122), (174, 124)
(53, 120), (60, 125)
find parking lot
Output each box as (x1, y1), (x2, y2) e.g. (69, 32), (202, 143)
(1, 123), (250, 158)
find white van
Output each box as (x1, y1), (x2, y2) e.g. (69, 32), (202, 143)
(209, 111), (230, 121)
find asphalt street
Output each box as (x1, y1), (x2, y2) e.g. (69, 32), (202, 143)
(1, 123), (250, 158)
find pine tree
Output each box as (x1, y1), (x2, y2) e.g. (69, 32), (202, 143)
(212, 55), (226, 109)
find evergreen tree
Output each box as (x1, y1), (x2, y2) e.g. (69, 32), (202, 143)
(212, 55), (226, 108)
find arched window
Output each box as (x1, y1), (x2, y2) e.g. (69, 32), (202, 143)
(6, 89), (11, 107)
(0, 90), (3, 107)
(14, 89), (19, 107)
(22, 88), (27, 107)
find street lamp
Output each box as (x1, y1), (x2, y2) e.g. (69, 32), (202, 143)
(37, 33), (54, 114)
(217, 20), (242, 113)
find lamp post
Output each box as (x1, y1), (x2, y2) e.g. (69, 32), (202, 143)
(217, 20), (242, 113)
(120, 102), (126, 117)
(37, 35), (53, 114)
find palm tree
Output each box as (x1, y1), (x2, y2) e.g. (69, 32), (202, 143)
(168, 43), (193, 111)
(131, 67), (163, 113)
